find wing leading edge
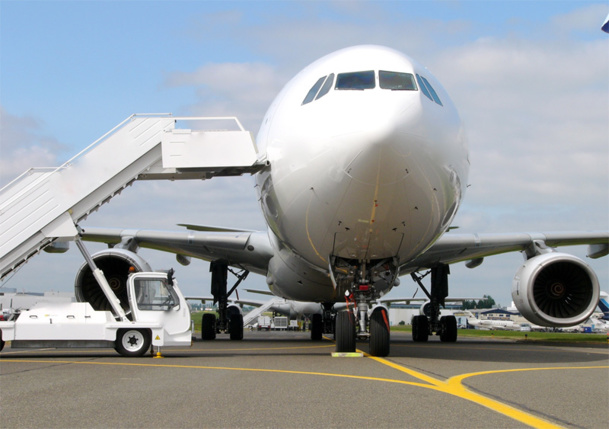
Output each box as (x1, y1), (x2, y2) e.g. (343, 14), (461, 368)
(81, 226), (273, 275)
(401, 230), (609, 273)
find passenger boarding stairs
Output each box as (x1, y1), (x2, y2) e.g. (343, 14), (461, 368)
(242, 299), (279, 327)
(0, 114), (263, 280)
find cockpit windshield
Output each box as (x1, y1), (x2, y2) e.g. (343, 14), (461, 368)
(335, 71), (375, 90)
(379, 71), (417, 90)
(302, 70), (442, 107)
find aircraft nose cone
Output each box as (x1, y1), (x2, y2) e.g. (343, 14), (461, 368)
(342, 110), (422, 186)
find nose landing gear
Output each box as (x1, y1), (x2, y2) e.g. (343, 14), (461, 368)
(334, 288), (391, 357)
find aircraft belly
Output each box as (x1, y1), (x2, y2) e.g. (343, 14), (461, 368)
(266, 245), (336, 302)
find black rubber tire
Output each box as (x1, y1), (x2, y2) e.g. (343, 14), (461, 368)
(311, 313), (323, 341)
(369, 308), (390, 357)
(115, 329), (151, 357)
(201, 313), (216, 340)
(412, 315), (429, 342)
(335, 311), (356, 353)
(439, 315), (458, 342)
(229, 313), (244, 340)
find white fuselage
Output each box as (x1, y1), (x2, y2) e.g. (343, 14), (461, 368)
(255, 46), (469, 302)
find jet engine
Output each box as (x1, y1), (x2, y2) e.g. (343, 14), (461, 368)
(511, 252), (600, 327)
(419, 301), (432, 317)
(74, 249), (152, 312)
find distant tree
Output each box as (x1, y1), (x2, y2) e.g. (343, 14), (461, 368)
(461, 295), (496, 309)
(462, 300), (476, 310)
(478, 295), (496, 308)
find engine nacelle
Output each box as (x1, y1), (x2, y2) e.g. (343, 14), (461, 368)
(75, 249), (152, 312)
(512, 252), (600, 327)
(419, 301), (432, 317)
(227, 304), (242, 316)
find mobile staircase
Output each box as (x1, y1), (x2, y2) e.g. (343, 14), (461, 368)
(242, 298), (279, 327)
(0, 114), (263, 280)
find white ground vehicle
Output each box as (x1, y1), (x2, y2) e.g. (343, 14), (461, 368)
(0, 271), (191, 357)
(272, 316), (288, 330)
(257, 315), (272, 330)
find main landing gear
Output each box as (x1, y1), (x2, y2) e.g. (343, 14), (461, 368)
(201, 260), (249, 341)
(311, 303), (335, 341)
(410, 264), (457, 343)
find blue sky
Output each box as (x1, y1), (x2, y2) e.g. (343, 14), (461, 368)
(1, 1), (608, 307)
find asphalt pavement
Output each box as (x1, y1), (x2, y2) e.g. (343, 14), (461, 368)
(1, 330), (608, 428)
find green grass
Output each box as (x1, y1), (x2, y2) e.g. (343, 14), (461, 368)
(190, 313), (607, 344)
(390, 325), (607, 343)
(191, 311), (217, 331)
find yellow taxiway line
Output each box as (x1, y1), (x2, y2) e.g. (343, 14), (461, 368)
(366, 352), (608, 429)
(3, 347), (607, 429)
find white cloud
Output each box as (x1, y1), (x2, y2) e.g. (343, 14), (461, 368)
(165, 62), (284, 132)
(428, 28), (608, 235)
(0, 108), (67, 187)
(550, 3), (609, 33)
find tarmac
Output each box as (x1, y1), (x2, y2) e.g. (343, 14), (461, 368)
(1, 330), (608, 428)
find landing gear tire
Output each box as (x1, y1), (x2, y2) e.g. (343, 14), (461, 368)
(412, 315), (429, 342)
(439, 315), (458, 342)
(335, 311), (356, 353)
(229, 313), (244, 341)
(115, 329), (151, 357)
(201, 313), (217, 340)
(311, 313), (323, 341)
(369, 308), (390, 357)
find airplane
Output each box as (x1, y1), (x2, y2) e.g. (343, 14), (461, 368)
(239, 289), (324, 321)
(58, 45), (606, 357)
(458, 311), (522, 331)
(596, 291), (609, 321)
(237, 297), (320, 328)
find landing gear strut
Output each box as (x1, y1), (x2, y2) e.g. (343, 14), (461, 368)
(410, 264), (457, 343)
(201, 260), (248, 341)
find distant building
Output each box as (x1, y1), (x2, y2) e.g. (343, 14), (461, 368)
(474, 308), (519, 321)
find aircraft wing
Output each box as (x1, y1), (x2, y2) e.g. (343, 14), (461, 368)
(234, 299), (267, 307)
(380, 297), (482, 304)
(401, 231), (609, 273)
(243, 288), (275, 296)
(80, 226), (274, 275)
(185, 296), (215, 302)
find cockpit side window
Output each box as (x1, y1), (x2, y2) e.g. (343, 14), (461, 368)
(379, 71), (417, 90)
(416, 74), (433, 102)
(420, 75), (443, 106)
(316, 73), (334, 100)
(416, 74), (443, 106)
(335, 70), (375, 90)
(302, 76), (326, 105)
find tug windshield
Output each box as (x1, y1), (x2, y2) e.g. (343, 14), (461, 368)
(134, 277), (178, 311)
